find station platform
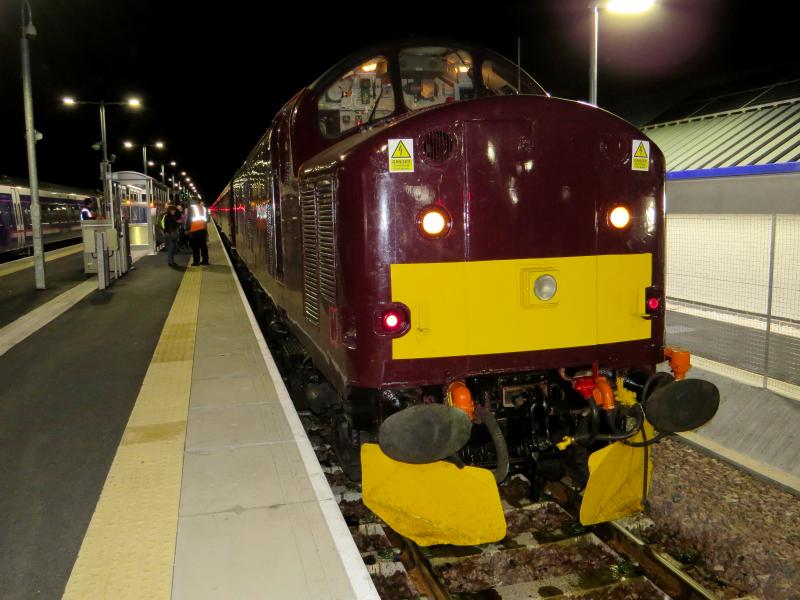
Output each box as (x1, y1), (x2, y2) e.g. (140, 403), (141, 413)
(0, 228), (377, 599)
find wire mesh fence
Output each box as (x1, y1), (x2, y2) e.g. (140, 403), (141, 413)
(665, 213), (800, 393)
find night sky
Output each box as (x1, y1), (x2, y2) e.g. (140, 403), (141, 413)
(0, 0), (795, 199)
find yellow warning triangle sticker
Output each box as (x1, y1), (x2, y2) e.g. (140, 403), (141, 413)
(634, 142), (648, 158)
(392, 140), (411, 158)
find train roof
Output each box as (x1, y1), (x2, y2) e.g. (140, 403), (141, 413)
(309, 37), (548, 96)
(0, 174), (97, 197)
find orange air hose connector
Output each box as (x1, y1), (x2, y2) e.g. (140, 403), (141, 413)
(592, 376), (616, 411)
(665, 347), (691, 381)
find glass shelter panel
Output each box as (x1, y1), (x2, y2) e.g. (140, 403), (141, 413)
(399, 47), (474, 111)
(318, 56), (394, 138)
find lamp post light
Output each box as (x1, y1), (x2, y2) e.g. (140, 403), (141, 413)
(589, 0), (655, 105)
(123, 140), (164, 179)
(62, 96), (141, 222)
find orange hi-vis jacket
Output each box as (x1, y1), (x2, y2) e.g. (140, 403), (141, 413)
(189, 204), (208, 232)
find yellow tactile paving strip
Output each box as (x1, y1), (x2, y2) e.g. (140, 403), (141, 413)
(63, 268), (202, 599)
(0, 243), (83, 277)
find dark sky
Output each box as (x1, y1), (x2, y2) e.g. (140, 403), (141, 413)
(0, 0), (794, 198)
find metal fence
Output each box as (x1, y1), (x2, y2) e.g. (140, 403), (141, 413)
(665, 213), (800, 396)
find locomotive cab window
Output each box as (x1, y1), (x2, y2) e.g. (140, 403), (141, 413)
(318, 56), (394, 138)
(482, 59), (545, 96)
(399, 47), (474, 111)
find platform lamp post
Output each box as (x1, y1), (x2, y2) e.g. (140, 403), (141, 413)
(123, 140), (164, 179)
(20, 1), (45, 289)
(62, 97), (141, 224)
(589, 0), (655, 105)
(166, 161), (179, 203)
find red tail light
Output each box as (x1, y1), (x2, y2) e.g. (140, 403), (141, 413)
(645, 286), (663, 317)
(383, 311), (401, 330)
(374, 304), (410, 337)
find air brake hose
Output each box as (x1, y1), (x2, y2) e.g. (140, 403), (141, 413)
(575, 395), (601, 446)
(476, 405), (509, 483)
(595, 404), (644, 442)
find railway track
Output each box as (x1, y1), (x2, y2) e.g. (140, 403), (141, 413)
(302, 411), (756, 600)
(226, 249), (757, 600)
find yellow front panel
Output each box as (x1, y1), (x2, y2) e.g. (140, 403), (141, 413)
(596, 254), (652, 345)
(390, 253), (652, 360)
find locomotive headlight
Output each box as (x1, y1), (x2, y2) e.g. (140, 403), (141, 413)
(608, 205), (631, 229)
(417, 205), (452, 238)
(534, 274), (557, 301)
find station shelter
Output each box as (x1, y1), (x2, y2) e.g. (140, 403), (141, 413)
(112, 171), (170, 255)
(643, 88), (800, 399)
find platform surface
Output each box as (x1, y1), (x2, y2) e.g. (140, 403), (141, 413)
(0, 245), (86, 327)
(0, 248), (186, 598)
(0, 229), (376, 599)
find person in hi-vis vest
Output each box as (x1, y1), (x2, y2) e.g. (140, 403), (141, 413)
(80, 198), (96, 221)
(186, 200), (209, 265)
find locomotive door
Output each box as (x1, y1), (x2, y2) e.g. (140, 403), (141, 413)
(461, 119), (600, 356)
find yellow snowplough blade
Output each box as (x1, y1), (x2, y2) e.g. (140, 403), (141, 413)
(579, 421), (655, 525)
(361, 443), (506, 546)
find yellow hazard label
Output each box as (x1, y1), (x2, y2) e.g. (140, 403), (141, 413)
(389, 138), (414, 172)
(632, 140), (650, 171)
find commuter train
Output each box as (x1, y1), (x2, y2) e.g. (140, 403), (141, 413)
(213, 39), (718, 544)
(0, 175), (95, 256)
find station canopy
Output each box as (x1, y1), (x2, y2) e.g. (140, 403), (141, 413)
(643, 78), (800, 174)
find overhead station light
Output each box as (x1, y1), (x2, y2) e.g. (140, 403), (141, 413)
(606, 0), (656, 14)
(127, 97), (142, 108)
(62, 96), (76, 105)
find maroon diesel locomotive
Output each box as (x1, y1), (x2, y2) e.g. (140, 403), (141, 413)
(213, 39), (717, 544)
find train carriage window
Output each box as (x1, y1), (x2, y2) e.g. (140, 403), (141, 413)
(399, 47), (474, 111)
(318, 56), (394, 138)
(482, 59), (544, 96)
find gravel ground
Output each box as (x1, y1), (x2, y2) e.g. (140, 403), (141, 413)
(648, 437), (800, 599)
(436, 538), (620, 592)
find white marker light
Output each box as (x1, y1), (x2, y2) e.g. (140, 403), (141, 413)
(609, 205), (631, 229)
(534, 274), (557, 301)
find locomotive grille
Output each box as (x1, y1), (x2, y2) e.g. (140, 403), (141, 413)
(300, 177), (336, 326)
(420, 130), (456, 163)
(317, 180), (336, 306)
(264, 200), (275, 275)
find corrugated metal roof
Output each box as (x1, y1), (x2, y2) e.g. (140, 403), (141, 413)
(642, 98), (800, 172)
